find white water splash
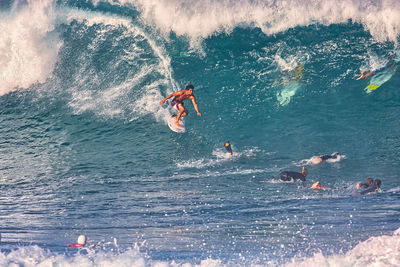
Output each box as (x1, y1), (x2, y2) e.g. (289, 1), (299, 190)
(100, 0), (400, 43)
(0, 0), (62, 95)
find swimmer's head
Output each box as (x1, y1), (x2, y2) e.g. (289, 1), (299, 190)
(77, 235), (86, 246)
(374, 179), (381, 188)
(332, 152), (340, 158)
(186, 84), (194, 90)
(301, 167), (308, 176)
(366, 178), (374, 186)
(224, 141), (233, 155)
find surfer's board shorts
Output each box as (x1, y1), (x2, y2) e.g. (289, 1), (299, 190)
(171, 99), (187, 113)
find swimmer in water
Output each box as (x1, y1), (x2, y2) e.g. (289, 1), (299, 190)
(355, 177), (374, 189)
(360, 179), (381, 195)
(224, 141), (233, 156)
(310, 181), (331, 190)
(68, 235), (86, 248)
(280, 167), (308, 182)
(311, 152), (340, 165)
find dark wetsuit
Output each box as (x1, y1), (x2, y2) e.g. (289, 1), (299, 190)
(280, 171), (306, 182)
(358, 183), (370, 189)
(321, 155), (334, 161)
(320, 154), (340, 161)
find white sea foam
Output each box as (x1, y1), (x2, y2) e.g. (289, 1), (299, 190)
(100, 0), (400, 43)
(176, 147), (262, 169)
(0, 0), (62, 95)
(1, 227), (399, 266)
(286, 226), (400, 267)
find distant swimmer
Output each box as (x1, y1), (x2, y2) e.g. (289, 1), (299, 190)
(224, 141), (233, 155)
(311, 152), (341, 165)
(356, 59), (396, 80)
(160, 84), (201, 128)
(310, 181), (331, 190)
(68, 235), (86, 248)
(360, 179), (381, 195)
(355, 177), (374, 189)
(280, 167), (308, 182)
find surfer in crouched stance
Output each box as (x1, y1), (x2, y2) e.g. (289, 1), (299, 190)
(279, 167), (308, 182)
(160, 84), (201, 128)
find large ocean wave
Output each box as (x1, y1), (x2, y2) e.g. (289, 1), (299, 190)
(2, 0), (400, 95)
(1, 0), (400, 266)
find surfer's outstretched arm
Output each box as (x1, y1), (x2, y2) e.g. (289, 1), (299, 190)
(356, 71), (374, 80)
(160, 91), (181, 105)
(190, 96), (201, 116)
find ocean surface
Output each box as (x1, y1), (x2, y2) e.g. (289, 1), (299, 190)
(1, 0), (400, 266)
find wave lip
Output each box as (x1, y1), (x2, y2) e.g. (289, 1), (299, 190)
(122, 0), (400, 42)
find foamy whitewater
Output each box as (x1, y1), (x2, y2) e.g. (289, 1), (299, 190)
(0, 0), (399, 266)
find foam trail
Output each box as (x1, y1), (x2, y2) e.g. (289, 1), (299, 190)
(0, 0), (61, 95)
(100, 0), (400, 43)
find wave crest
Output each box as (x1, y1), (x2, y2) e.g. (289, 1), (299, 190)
(108, 0), (400, 42)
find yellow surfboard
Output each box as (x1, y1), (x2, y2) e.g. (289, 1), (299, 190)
(365, 65), (397, 93)
(366, 83), (380, 91)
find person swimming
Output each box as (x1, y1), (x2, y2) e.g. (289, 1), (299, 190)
(356, 177), (374, 189)
(311, 152), (341, 165)
(68, 235), (86, 248)
(360, 179), (381, 195)
(310, 181), (331, 190)
(224, 141), (233, 156)
(280, 167), (308, 182)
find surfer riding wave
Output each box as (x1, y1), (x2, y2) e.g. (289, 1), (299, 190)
(160, 84), (202, 128)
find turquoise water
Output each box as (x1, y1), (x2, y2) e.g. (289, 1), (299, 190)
(0, 0), (400, 266)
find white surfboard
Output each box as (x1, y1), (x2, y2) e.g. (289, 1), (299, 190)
(167, 116), (185, 133)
